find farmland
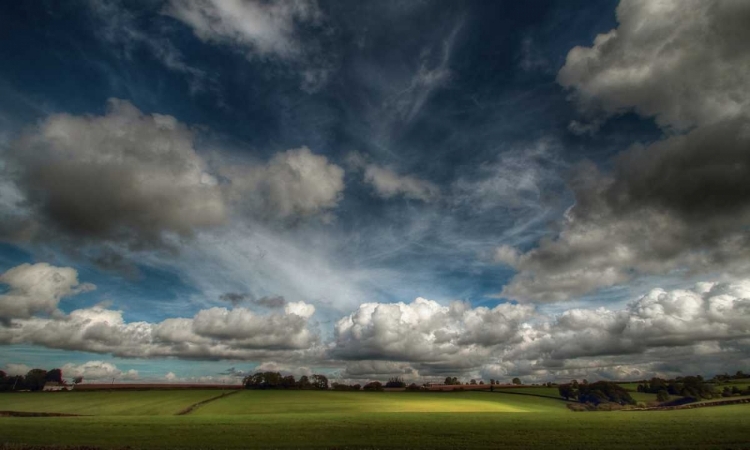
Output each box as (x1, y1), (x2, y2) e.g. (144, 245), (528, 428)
(1, 390), (749, 449)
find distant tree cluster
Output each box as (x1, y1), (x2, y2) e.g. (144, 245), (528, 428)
(385, 377), (406, 388)
(242, 372), (329, 390)
(637, 376), (714, 399)
(0, 367), (65, 391)
(331, 382), (361, 391)
(443, 377), (460, 385)
(712, 371), (748, 382)
(558, 380), (635, 406)
(363, 381), (383, 391)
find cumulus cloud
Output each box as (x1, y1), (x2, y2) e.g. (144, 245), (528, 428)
(0, 101), (346, 253)
(0, 263), (320, 360)
(558, 0), (750, 130)
(501, 120), (750, 302)
(0, 263), (95, 321)
(61, 361), (139, 382)
(331, 281), (750, 379)
(224, 147), (345, 222)
(3, 99), (226, 248)
(333, 298), (534, 368)
(501, 0), (750, 301)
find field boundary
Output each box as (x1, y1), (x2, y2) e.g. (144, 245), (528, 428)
(0, 411), (84, 417)
(639, 397), (750, 411)
(485, 389), (574, 402)
(176, 390), (240, 415)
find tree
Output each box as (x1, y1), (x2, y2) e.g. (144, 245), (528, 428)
(479, 380), (484, 385)
(281, 375), (297, 389)
(385, 377), (406, 388)
(490, 379), (495, 385)
(656, 390), (670, 402)
(73, 376), (84, 385)
(298, 375), (312, 390)
(512, 377), (521, 385)
(444, 376), (459, 385)
(25, 369), (48, 391)
(363, 381), (383, 391)
(311, 374), (329, 390)
(470, 379), (477, 385)
(45, 368), (63, 384)
(558, 384), (576, 400)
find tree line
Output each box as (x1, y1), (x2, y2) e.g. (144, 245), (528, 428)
(558, 380), (635, 405)
(0, 368), (79, 391)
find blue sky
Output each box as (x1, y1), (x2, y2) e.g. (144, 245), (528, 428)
(1, 0), (749, 384)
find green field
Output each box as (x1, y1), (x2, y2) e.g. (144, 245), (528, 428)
(1, 390), (749, 449)
(0, 390), (223, 416)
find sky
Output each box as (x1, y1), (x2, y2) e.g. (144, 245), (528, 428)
(0, 0), (749, 385)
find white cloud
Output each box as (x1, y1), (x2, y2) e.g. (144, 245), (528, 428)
(363, 164), (439, 202)
(558, 0), (750, 130)
(224, 146), (345, 222)
(61, 361), (138, 381)
(330, 280), (750, 378)
(0, 263), (95, 320)
(165, 0), (333, 92)
(333, 298), (534, 365)
(0, 263), (321, 361)
(256, 361), (312, 377)
(165, 0), (321, 59)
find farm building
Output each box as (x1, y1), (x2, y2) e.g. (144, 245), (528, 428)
(42, 382), (69, 391)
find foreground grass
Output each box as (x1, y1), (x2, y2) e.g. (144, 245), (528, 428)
(0, 391), (223, 416)
(1, 392), (748, 449)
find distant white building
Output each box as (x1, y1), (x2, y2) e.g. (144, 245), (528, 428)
(42, 382), (69, 391)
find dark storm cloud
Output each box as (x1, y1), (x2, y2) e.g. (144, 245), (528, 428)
(605, 117), (750, 220)
(3, 99), (226, 249)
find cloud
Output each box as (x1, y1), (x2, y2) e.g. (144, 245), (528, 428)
(255, 361), (312, 377)
(558, 0), (750, 130)
(501, 0), (750, 302)
(86, 0), (215, 94)
(363, 165), (439, 202)
(505, 280), (750, 366)
(333, 298), (534, 366)
(165, 0), (334, 92)
(342, 360), (418, 380)
(0, 263), (320, 360)
(391, 20), (462, 124)
(219, 293), (287, 309)
(501, 119), (750, 302)
(165, 0), (321, 59)
(1, 101), (347, 254)
(3, 99), (226, 249)
(330, 280), (750, 379)
(0, 263), (95, 321)
(61, 361), (139, 381)
(2, 363), (31, 376)
(223, 147), (345, 222)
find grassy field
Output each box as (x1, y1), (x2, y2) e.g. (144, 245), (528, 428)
(1, 390), (749, 449)
(0, 390), (223, 415)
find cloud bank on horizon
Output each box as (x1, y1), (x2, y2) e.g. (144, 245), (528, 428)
(0, 0), (748, 383)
